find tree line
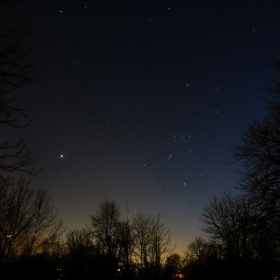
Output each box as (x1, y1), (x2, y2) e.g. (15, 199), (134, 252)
(2, 1), (280, 279)
(0, 185), (175, 280)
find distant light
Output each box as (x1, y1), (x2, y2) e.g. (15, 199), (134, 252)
(60, 155), (64, 158)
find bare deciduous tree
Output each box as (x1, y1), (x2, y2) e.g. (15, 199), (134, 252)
(230, 57), (280, 251)
(90, 200), (121, 258)
(0, 179), (63, 264)
(200, 193), (256, 260)
(133, 212), (155, 275)
(151, 214), (173, 279)
(90, 199), (122, 279)
(0, 0), (40, 181)
(65, 229), (95, 280)
(23, 189), (64, 257)
(66, 228), (94, 255)
(133, 212), (172, 279)
(118, 220), (134, 275)
(0, 179), (34, 263)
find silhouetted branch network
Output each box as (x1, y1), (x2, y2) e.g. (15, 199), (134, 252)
(0, 1), (40, 179)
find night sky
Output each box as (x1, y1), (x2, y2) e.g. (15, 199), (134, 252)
(6, 0), (280, 253)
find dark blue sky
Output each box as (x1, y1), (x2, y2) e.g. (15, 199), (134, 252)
(6, 0), (280, 253)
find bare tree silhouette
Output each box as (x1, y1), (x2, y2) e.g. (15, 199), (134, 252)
(0, 0), (40, 181)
